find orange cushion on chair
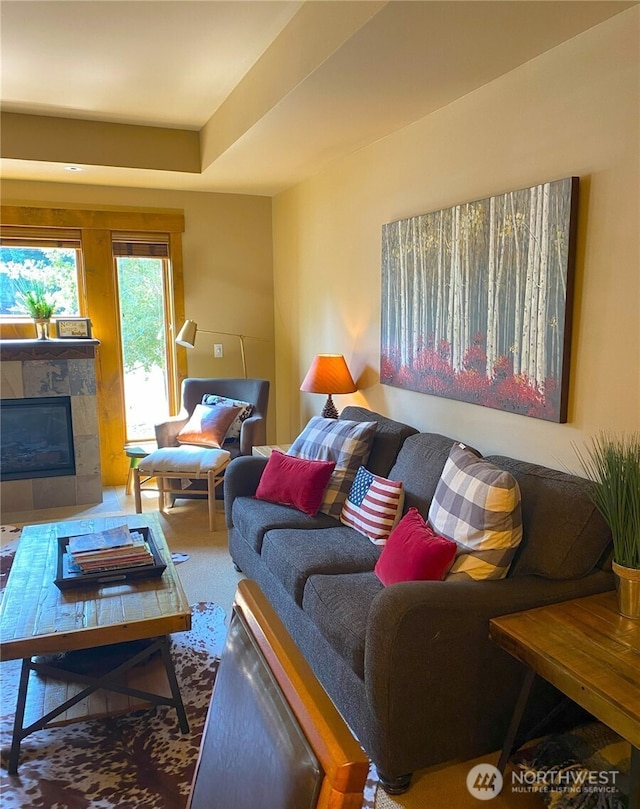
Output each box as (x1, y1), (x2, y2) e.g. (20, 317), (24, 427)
(177, 404), (241, 448)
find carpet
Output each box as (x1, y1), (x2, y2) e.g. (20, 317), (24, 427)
(0, 529), (379, 808)
(0, 602), (227, 809)
(513, 722), (632, 809)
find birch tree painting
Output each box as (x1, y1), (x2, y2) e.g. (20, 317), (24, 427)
(380, 177), (579, 422)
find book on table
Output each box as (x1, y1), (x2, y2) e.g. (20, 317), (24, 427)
(55, 525), (167, 590)
(67, 525), (154, 573)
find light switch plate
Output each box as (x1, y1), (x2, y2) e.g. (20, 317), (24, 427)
(214, 344), (223, 358)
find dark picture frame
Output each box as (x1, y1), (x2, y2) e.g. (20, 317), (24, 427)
(55, 317), (92, 339)
(380, 177), (579, 422)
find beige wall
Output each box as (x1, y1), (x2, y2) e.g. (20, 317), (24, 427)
(272, 8), (640, 473)
(0, 182), (276, 440)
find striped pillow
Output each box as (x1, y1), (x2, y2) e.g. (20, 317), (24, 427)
(340, 466), (405, 545)
(287, 417), (376, 518)
(428, 443), (522, 581)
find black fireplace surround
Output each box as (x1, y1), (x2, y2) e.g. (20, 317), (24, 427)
(0, 396), (76, 481)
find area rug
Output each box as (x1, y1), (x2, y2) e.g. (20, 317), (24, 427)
(0, 530), (379, 808)
(513, 722), (631, 808)
(0, 601), (227, 809)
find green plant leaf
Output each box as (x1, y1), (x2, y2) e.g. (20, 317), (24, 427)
(575, 432), (640, 569)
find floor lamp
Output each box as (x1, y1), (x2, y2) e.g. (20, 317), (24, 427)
(176, 319), (248, 378)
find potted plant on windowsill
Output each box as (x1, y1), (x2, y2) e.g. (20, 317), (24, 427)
(576, 432), (640, 619)
(17, 282), (56, 340)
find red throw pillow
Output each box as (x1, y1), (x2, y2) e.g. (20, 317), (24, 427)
(255, 451), (336, 516)
(374, 507), (457, 586)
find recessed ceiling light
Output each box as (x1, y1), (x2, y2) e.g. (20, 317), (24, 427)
(65, 166), (83, 172)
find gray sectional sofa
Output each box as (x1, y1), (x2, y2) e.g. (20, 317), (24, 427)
(224, 406), (614, 793)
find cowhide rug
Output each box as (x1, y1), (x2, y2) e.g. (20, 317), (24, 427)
(0, 530), (379, 809)
(0, 600), (226, 809)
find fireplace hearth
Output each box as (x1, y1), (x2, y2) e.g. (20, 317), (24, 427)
(1, 396), (76, 481)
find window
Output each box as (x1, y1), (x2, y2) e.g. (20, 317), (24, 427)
(1, 204), (186, 487)
(114, 233), (176, 442)
(0, 229), (83, 317)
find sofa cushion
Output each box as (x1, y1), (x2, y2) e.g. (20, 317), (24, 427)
(387, 432), (457, 514)
(340, 406), (418, 477)
(429, 444), (523, 581)
(261, 526), (381, 606)
(201, 393), (254, 441)
(255, 452), (335, 516)
(486, 456), (613, 580)
(177, 403), (241, 448)
(287, 417), (377, 518)
(375, 508), (457, 585)
(340, 466), (405, 545)
(302, 571), (384, 680)
(231, 496), (339, 554)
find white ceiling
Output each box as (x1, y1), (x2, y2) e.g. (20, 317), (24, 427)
(0, 0), (635, 196)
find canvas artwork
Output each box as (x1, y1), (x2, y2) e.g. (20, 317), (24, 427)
(380, 177), (579, 422)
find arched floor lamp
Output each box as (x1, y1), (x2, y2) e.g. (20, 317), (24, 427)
(176, 319), (248, 378)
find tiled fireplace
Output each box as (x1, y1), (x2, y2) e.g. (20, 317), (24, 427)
(0, 339), (103, 511)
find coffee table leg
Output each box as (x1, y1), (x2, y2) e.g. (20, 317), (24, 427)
(8, 658), (32, 774)
(158, 636), (190, 733)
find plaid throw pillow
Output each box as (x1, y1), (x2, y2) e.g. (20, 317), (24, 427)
(287, 417), (377, 518)
(428, 443), (523, 580)
(340, 466), (405, 545)
(201, 394), (254, 441)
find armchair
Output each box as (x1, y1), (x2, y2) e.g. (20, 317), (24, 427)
(154, 377), (269, 458)
(134, 378), (269, 529)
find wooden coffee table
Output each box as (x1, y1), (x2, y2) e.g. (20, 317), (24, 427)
(0, 512), (192, 774)
(490, 591), (639, 809)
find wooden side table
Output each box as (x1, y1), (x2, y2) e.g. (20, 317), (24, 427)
(252, 444), (292, 458)
(490, 591), (639, 808)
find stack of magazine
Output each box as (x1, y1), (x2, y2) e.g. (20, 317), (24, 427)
(67, 524), (154, 574)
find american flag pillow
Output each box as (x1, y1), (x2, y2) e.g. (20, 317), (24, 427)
(340, 466), (405, 545)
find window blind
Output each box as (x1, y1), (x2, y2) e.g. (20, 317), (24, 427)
(112, 232), (170, 259)
(0, 226), (82, 249)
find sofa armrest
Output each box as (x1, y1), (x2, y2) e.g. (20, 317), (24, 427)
(154, 415), (189, 447)
(239, 415), (267, 456)
(223, 455), (268, 527)
(363, 571), (614, 769)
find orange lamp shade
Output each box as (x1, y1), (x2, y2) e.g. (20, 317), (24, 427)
(300, 354), (356, 419)
(300, 354), (356, 394)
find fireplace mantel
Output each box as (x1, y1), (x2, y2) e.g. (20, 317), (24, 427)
(0, 338), (100, 362)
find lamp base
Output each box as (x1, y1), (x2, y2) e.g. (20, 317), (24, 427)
(321, 394), (339, 419)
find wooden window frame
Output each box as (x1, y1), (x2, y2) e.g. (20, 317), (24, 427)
(0, 205), (186, 486)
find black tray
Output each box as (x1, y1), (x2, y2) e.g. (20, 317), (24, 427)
(54, 526), (167, 590)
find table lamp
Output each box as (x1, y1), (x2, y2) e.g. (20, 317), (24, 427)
(300, 354), (357, 419)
